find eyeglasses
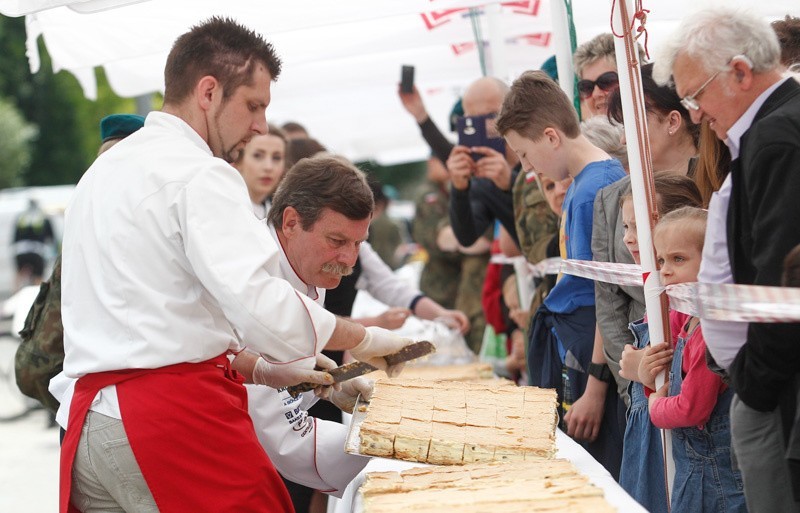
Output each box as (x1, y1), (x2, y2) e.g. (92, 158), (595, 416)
(679, 70), (721, 111)
(577, 71), (619, 99)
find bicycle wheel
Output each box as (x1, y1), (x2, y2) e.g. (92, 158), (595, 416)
(0, 335), (36, 421)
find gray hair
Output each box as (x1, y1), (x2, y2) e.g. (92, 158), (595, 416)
(574, 34), (617, 78)
(573, 33), (647, 78)
(581, 116), (628, 169)
(653, 8), (781, 85)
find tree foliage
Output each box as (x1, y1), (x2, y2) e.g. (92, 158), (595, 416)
(0, 15), (138, 187)
(0, 98), (36, 188)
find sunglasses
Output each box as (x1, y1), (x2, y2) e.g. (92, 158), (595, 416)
(577, 71), (619, 99)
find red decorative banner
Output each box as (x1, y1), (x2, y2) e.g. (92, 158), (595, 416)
(451, 41), (478, 55)
(500, 0), (541, 16)
(421, 0), (541, 30)
(420, 8), (470, 30)
(509, 32), (551, 47)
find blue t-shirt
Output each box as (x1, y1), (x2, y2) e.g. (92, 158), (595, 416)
(544, 159), (626, 314)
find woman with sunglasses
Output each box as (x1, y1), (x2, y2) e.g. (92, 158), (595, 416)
(574, 33), (647, 119)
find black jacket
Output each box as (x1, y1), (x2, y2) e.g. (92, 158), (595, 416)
(728, 78), (800, 412)
(449, 167), (521, 247)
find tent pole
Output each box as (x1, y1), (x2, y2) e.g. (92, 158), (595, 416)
(549, 0), (577, 112)
(610, 0), (674, 508)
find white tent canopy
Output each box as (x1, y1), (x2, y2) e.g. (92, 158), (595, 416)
(2, 0), (798, 164)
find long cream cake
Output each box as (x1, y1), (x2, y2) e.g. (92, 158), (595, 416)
(361, 459), (616, 513)
(358, 379), (558, 464)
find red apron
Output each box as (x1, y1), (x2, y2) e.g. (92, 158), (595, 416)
(60, 354), (294, 513)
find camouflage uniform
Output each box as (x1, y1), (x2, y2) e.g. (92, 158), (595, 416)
(413, 182), (487, 353)
(413, 183), (463, 309)
(512, 170), (559, 265)
(15, 254), (63, 412)
(458, 253), (489, 353)
(368, 212), (403, 269)
(511, 170), (559, 333)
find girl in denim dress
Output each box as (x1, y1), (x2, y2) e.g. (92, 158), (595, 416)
(617, 195), (687, 513)
(641, 207), (747, 512)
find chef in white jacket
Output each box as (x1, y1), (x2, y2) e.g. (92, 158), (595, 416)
(244, 154), (386, 495)
(55, 19), (411, 513)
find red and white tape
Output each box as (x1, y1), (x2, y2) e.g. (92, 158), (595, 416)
(489, 255), (563, 279)
(560, 259), (800, 323)
(559, 259), (644, 288)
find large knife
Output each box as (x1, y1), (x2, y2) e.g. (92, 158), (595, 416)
(286, 340), (435, 398)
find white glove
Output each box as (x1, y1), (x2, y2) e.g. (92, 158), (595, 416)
(329, 377), (374, 414)
(350, 326), (413, 377)
(252, 353), (337, 389)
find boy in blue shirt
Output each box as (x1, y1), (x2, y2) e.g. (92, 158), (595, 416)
(496, 70), (626, 478)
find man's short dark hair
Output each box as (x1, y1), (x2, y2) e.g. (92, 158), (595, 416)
(268, 155), (374, 230)
(163, 17), (282, 104)
(281, 121), (308, 136)
(496, 70), (580, 141)
(285, 138), (327, 171)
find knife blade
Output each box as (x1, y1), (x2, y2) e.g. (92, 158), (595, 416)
(286, 340), (435, 398)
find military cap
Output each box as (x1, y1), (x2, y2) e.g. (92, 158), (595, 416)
(448, 98), (464, 133)
(100, 114), (145, 143)
(540, 55), (559, 83)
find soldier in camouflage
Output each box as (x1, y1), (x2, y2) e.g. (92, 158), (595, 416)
(511, 169), (559, 332)
(413, 156), (487, 353)
(512, 170), (558, 266)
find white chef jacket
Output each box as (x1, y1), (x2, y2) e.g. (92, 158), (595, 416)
(243, 199), (368, 496)
(248, 386), (369, 497)
(57, 111), (336, 420)
(247, 236), (369, 495)
(356, 241), (421, 308)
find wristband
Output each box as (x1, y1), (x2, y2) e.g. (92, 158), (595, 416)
(409, 294), (426, 314)
(587, 362), (614, 384)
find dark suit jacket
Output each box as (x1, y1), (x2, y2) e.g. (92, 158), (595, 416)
(728, 78), (800, 411)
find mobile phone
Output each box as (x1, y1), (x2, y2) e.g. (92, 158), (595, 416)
(400, 65), (415, 94)
(456, 114), (506, 161)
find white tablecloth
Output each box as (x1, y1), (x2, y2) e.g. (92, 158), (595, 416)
(327, 429), (647, 513)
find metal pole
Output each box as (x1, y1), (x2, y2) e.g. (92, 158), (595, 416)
(610, 0), (674, 507)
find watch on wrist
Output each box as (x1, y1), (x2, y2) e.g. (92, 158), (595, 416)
(587, 362), (614, 384)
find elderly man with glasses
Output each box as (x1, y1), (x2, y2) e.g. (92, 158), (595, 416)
(655, 8), (800, 513)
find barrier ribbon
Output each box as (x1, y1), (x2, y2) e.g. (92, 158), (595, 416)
(559, 259), (800, 323)
(489, 255), (563, 278)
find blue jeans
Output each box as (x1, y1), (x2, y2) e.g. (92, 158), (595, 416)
(528, 304), (623, 480)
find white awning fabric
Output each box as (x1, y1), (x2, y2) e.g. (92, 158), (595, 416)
(1, 0), (797, 163)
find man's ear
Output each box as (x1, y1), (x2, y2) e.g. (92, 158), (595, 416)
(281, 206), (301, 238)
(196, 75), (220, 112)
(731, 58), (754, 90)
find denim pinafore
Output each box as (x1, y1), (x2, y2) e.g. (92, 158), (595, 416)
(618, 318), (668, 513)
(669, 322), (747, 513)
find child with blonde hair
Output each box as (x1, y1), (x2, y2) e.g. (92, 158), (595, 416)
(616, 176), (702, 512)
(640, 207), (746, 512)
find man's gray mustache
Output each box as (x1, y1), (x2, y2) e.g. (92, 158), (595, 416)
(321, 263), (353, 276)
